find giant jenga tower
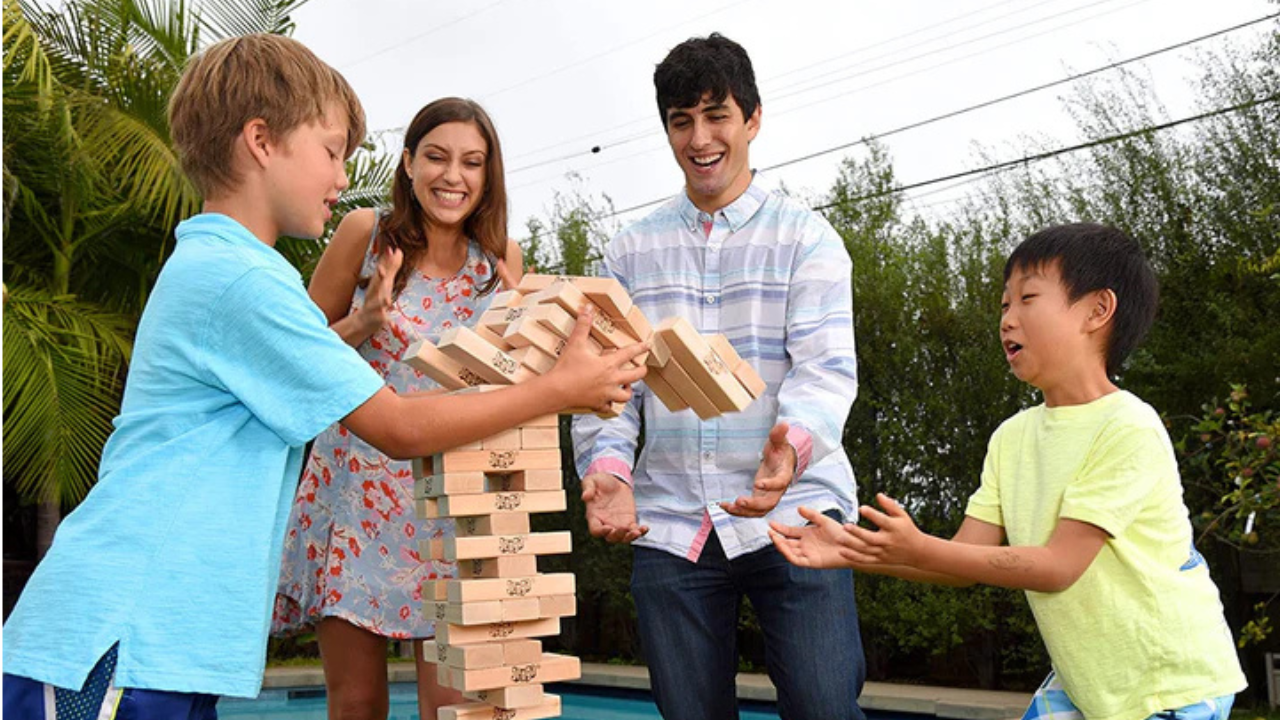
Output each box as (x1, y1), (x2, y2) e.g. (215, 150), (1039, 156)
(403, 274), (766, 719)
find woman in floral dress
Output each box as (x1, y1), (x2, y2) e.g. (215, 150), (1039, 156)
(273, 98), (521, 720)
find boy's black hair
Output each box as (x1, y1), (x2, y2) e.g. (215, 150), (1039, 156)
(653, 33), (760, 129)
(1005, 223), (1159, 377)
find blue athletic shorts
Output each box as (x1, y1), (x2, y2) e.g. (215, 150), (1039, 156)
(1022, 670), (1235, 720)
(3, 645), (218, 720)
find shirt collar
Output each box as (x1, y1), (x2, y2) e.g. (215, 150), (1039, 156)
(676, 171), (771, 235)
(175, 213), (299, 275)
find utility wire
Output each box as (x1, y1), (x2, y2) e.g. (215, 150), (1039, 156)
(339, 0), (510, 70)
(594, 94), (1277, 221)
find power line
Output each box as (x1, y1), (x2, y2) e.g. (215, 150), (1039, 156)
(595, 94), (1277, 221)
(338, 0), (511, 71)
(811, 94), (1279, 211)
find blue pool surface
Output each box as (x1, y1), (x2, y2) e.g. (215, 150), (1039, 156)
(217, 682), (786, 719)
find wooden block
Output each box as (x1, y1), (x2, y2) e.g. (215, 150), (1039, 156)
(423, 449), (562, 475)
(538, 594), (577, 618)
(403, 340), (486, 390)
(448, 653), (581, 692)
(526, 279), (588, 316)
(455, 555), (538, 579)
(519, 427), (560, 449)
(500, 596), (542, 622)
(436, 616), (561, 646)
(430, 531), (572, 561)
(523, 414), (558, 428)
(655, 317), (753, 412)
(647, 331), (672, 368)
(446, 573), (575, 603)
(516, 273), (572, 295)
(571, 277), (632, 318)
(616, 304), (653, 340)
(432, 491), (566, 518)
(643, 366), (690, 412)
(422, 579), (449, 601)
(456, 513), (531, 537)
(478, 307), (512, 335)
(414, 472), (486, 498)
(503, 315), (567, 358)
(422, 639), (504, 669)
(471, 322), (514, 352)
(440, 694), (561, 720)
(488, 289), (523, 310)
(426, 599), (502, 626)
(733, 360), (767, 399)
(508, 345), (556, 375)
(462, 684), (547, 710)
(502, 639), (542, 666)
(480, 428), (521, 449)
(706, 334), (743, 367)
(581, 305), (640, 351)
(528, 302), (576, 340)
(437, 327), (533, 386)
(486, 469), (562, 493)
(654, 356), (720, 420)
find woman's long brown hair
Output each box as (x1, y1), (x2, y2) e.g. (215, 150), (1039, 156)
(379, 97), (508, 297)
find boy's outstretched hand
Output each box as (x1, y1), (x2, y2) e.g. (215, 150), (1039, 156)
(841, 493), (927, 567)
(581, 473), (649, 544)
(768, 505), (859, 569)
(721, 422), (795, 517)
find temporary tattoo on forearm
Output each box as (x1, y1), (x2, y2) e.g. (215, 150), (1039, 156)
(990, 550), (1032, 572)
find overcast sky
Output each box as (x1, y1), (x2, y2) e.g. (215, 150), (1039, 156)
(290, 0), (1277, 236)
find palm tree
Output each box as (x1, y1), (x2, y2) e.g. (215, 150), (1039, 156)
(2, 0), (374, 557)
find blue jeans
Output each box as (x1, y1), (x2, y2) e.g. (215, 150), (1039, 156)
(631, 523), (867, 720)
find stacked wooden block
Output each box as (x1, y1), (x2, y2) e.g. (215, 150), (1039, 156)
(401, 273), (765, 420)
(416, 411), (580, 720)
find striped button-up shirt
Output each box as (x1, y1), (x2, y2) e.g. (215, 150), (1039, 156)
(572, 172), (859, 561)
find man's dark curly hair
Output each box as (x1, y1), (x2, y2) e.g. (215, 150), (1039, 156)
(654, 33), (760, 129)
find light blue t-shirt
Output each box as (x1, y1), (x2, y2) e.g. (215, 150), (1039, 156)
(2, 214), (386, 698)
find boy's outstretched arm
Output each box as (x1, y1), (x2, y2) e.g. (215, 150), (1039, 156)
(769, 506), (999, 586)
(845, 494), (1108, 593)
(343, 310), (648, 459)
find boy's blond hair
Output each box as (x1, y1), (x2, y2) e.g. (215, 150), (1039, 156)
(168, 33), (365, 197)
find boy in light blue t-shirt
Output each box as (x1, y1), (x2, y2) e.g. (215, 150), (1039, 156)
(2, 34), (648, 720)
(770, 224), (1246, 720)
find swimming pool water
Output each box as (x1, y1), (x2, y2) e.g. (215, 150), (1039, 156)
(217, 682), (785, 720)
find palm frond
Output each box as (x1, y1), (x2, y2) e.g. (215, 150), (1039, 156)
(197, 0), (308, 41)
(2, 285), (133, 504)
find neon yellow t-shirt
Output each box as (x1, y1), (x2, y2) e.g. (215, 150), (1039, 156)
(966, 390), (1246, 720)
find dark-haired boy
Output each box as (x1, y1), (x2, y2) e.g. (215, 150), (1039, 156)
(771, 224), (1246, 720)
(573, 33), (866, 720)
(2, 33), (645, 719)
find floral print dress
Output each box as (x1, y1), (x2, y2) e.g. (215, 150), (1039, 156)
(273, 228), (496, 639)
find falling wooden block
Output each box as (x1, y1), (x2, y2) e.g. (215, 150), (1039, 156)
(439, 694), (562, 720)
(472, 322), (514, 352)
(508, 345), (556, 375)
(519, 427), (559, 449)
(426, 531), (572, 561)
(503, 315), (567, 359)
(537, 594), (577, 618)
(733, 360), (766, 399)
(655, 317), (753, 412)
(413, 472), (486, 498)
(455, 513), (531, 537)
(430, 490), (567, 518)
(423, 449), (562, 475)
(437, 327), (534, 386)
(435, 616), (560, 646)
(455, 555), (538, 579)
(653, 355), (720, 419)
(403, 340), (486, 390)
(528, 302), (576, 340)
(488, 289), (524, 310)
(486, 470), (562, 493)
(643, 366), (690, 412)
(445, 573), (575, 603)
(647, 332), (672, 368)
(525, 279), (588, 316)
(423, 639), (504, 669)
(616, 304), (653, 340)
(447, 653), (581, 692)
(571, 277), (632, 318)
(516, 274), (572, 295)
(463, 683), (547, 710)
(706, 334), (742, 367)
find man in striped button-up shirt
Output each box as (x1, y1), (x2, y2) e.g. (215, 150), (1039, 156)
(572, 33), (868, 720)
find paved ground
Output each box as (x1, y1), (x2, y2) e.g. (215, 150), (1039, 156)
(263, 662), (1031, 719)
